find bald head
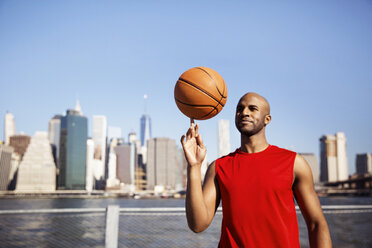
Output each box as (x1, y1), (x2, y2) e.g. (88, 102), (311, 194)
(238, 92), (270, 115)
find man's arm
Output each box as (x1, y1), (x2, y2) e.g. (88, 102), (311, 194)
(181, 121), (220, 233)
(186, 161), (220, 233)
(293, 154), (332, 248)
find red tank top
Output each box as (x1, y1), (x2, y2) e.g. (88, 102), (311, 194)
(215, 145), (299, 248)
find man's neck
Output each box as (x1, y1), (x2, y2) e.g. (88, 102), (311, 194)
(240, 132), (269, 154)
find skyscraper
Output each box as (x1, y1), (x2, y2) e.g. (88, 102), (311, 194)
(320, 132), (348, 182)
(86, 138), (94, 192)
(115, 144), (135, 185)
(218, 119), (231, 157)
(105, 128), (123, 189)
(48, 115), (62, 163)
(175, 147), (187, 190)
(0, 145), (13, 190)
(106, 137), (124, 189)
(336, 132), (348, 180)
(92, 115), (107, 180)
(146, 137), (179, 191)
(356, 153), (372, 175)
(128, 131), (147, 191)
(15, 132), (56, 192)
(140, 114), (151, 147)
(75, 99), (83, 115)
(4, 112), (16, 145)
(128, 132), (137, 144)
(58, 109), (88, 190)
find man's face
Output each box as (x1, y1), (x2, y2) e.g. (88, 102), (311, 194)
(235, 93), (271, 136)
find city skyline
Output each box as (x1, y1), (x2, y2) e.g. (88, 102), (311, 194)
(2, 102), (368, 176)
(2, 108), (366, 178)
(0, 108), (368, 193)
(1, 1), (371, 174)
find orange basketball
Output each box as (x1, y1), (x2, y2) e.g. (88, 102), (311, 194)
(174, 67), (228, 120)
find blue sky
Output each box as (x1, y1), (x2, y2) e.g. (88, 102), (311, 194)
(1, 0), (371, 174)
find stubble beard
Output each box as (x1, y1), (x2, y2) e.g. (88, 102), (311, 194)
(236, 120), (265, 137)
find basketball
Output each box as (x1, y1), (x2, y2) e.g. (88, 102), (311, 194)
(174, 67), (228, 120)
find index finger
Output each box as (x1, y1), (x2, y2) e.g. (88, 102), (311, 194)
(190, 118), (195, 126)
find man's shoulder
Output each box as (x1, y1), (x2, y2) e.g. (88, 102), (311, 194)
(215, 150), (237, 176)
(268, 145), (297, 156)
(216, 149), (239, 162)
(270, 145), (297, 154)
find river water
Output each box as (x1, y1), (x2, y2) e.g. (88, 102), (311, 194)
(0, 196), (371, 248)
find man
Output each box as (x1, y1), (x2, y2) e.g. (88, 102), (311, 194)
(181, 92), (332, 247)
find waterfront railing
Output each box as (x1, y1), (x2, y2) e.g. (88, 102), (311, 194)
(0, 205), (371, 248)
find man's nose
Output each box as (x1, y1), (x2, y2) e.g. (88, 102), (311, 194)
(242, 107), (250, 116)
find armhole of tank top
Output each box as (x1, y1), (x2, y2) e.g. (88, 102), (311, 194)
(291, 152), (297, 187)
(214, 159), (219, 177)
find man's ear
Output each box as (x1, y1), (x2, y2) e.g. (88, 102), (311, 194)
(264, 114), (271, 126)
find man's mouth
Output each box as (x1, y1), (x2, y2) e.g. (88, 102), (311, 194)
(239, 119), (253, 125)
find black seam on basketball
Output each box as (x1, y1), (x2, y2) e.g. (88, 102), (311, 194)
(222, 80), (227, 99)
(219, 80), (227, 106)
(218, 95), (225, 107)
(214, 99), (223, 112)
(196, 67), (226, 98)
(175, 98), (217, 108)
(177, 78), (220, 104)
(176, 98), (222, 119)
(176, 98), (218, 119)
(200, 108), (217, 119)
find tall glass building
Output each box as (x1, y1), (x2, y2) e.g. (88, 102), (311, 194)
(58, 109), (88, 190)
(140, 114), (151, 147)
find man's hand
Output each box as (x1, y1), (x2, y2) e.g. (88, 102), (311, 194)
(180, 119), (207, 168)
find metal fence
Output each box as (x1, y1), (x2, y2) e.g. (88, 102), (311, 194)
(0, 205), (372, 248)
(0, 206), (222, 248)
